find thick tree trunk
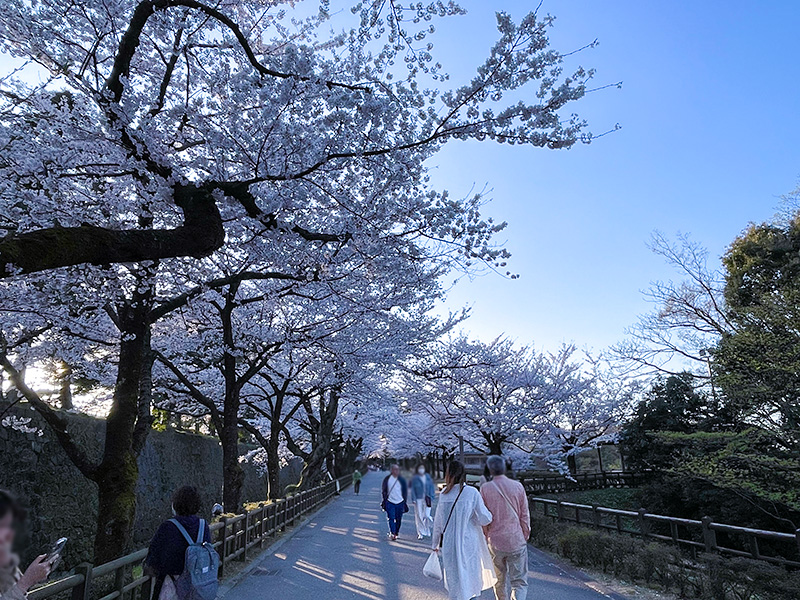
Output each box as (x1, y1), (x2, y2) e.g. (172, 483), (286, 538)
(566, 453), (578, 476)
(297, 389), (339, 490)
(220, 286), (244, 512)
(93, 308), (148, 563)
(220, 421), (244, 511)
(297, 441), (332, 491)
(58, 363), (73, 410)
(94, 452), (139, 564)
(266, 433), (281, 500)
(482, 432), (504, 456)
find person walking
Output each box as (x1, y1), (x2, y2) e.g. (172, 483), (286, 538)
(352, 469), (363, 495)
(0, 491), (52, 600)
(145, 486), (213, 600)
(478, 464), (492, 489)
(480, 455), (531, 600)
(410, 464), (435, 539)
(380, 464), (408, 541)
(431, 460), (496, 600)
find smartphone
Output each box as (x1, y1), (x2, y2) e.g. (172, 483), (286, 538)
(45, 538), (68, 571)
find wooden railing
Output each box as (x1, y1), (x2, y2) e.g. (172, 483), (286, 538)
(29, 474), (353, 600)
(518, 471), (647, 494)
(531, 497), (800, 568)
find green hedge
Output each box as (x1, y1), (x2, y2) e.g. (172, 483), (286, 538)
(530, 515), (800, 600)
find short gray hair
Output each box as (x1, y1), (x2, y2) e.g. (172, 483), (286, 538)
(486, 455), (506, 476)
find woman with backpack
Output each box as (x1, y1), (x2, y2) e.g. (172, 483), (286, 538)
(431, 461), (496, 600)
(146, 486), (214, 600)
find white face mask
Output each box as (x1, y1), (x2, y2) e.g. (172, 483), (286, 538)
(418, 467), (425, 475)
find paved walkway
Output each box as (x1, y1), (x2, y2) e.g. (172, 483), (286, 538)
(223, 473), (628, 600)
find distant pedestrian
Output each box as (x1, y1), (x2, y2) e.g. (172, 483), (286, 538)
(478, 464), (492, 488)
(380, 464), (408, 541)
(410, 464), (435, 539)
(480, 455), (530, 600)
(145, 486), (214, 600)
(432, 460), (496, 600)
(352, 470), (363, 495)
(0, 490), (52, 600)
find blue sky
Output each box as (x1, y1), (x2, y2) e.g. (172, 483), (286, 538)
(425, 0), (800, 352)
(1, 1), (797, 355)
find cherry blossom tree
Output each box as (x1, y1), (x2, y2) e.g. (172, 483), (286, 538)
(404, 337), (633, 471)
(404, 336), (548, 455)
(0, 0), (600, 559)
(534, 351), (639, 473)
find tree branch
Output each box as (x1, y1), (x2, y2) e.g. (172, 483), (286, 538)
(0, 354), (98, 480)
(0, 184), (223, 278)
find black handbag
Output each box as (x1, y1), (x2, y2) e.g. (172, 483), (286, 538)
(439, 485), (464, 548)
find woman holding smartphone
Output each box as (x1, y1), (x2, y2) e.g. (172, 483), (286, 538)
(0, 490), (52, 600)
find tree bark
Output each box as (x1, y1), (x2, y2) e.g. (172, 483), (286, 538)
(220, 417), (244, 511)
(58, 363), (73, 410)
(297, 389), (339, 490)
(220, 285), (244, 511)
(0, 185), (223, 278)
(93, 302), (150, 562)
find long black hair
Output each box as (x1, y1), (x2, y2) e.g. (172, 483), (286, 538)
(444, 460), (466, 494)
(0, 489), (26, 523)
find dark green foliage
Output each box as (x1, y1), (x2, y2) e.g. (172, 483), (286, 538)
(716, 218), (800, 431)
(635, 476), (799, 532)
(620, 373), (729, 472)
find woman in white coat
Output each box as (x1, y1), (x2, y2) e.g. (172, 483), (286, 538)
(432, 461), (497, 600)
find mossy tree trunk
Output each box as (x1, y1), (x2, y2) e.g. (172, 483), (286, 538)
(294, 388), (340, 491)
(93, 295), (154, 562)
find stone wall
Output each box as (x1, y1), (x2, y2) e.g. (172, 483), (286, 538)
(0, 401), (290, 569)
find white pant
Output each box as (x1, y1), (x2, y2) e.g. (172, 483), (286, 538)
(414, 498), (432, 537)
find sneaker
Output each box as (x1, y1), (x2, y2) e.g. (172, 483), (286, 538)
(391, 534), (397, 541)
(417, 534), (423, 540)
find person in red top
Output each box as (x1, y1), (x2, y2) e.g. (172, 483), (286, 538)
(479, 456), (531, 600)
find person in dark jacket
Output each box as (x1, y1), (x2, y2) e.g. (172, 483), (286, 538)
(380, 464), (408, 541)
(146, 487), (212, 600)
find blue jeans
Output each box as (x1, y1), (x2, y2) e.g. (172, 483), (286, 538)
(385, 501), (404, 535)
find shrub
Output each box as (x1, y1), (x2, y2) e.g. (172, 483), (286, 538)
(530, 517), (800, 600)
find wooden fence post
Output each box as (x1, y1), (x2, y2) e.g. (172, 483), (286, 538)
(240, 511), (248, 562)
(670, 520), (679, 546)
(258, 505), (266, 549)
(218, 516), (228, 577)
(591, 504), (600, 529)
(113, 565), (125, 600)
(556, 499), (564, 522)
(748, 534), (760, 559)
(638, 508), (650, 538)
(71, 563), (93, 600)
(140, 572), (154, 600)
(795, 529), (800, 558)
(702, 517), (717, 553)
